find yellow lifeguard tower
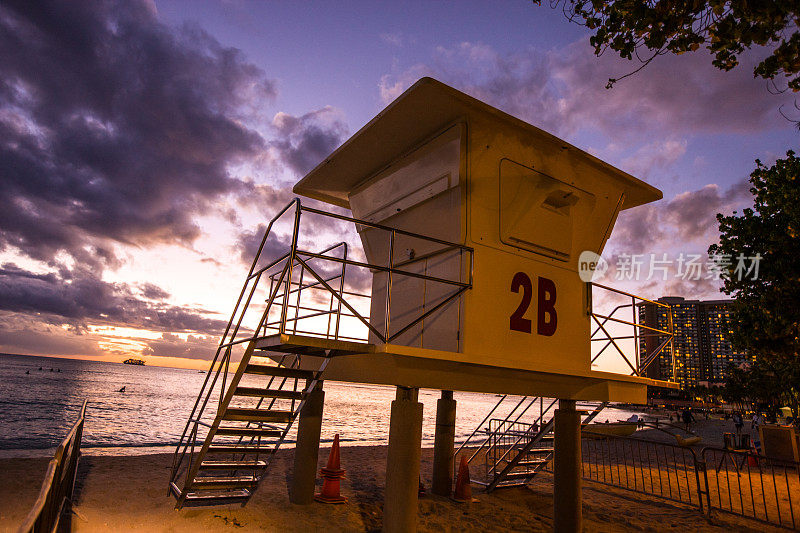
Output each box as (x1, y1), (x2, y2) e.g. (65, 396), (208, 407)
(169, 78), (676, 532)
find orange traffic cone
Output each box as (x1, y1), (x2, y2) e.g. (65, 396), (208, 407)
(452, 455), (477, 503)
(315, 434), (347, 504)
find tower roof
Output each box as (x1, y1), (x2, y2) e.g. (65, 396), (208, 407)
(293, 77), (662, 210)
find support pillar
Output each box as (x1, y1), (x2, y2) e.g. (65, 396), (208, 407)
(289, 382), (325, 504)
(382, 386), (423, 533)
(553, 399), (582, 533)
(431, 390), (456, 497)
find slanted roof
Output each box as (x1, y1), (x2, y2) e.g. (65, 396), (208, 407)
(293, 77), (661, 210)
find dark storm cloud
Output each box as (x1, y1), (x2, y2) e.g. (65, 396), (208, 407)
(0, 0), (274, 265)
(610, 179), (750, 253)
(143, 332), (219, 361)
(139, 282), (170, 300)
(236, 223), (292, 268)
(270, 107), (348, 176)
(0, 313), (107, 357)
(380, 40), (793, 140)
(0, 263), (227, 334)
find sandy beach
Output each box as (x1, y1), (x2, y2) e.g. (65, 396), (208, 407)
(2, 430), (787, 532)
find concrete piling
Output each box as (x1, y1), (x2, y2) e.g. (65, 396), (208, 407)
(553, 398), (581, 533)
(431, 390), (456, 497)
(289, 382), (325, 505)
(382, 386), (423, 533)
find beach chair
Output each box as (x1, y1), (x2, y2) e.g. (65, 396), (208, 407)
(717, 432), (749, 472)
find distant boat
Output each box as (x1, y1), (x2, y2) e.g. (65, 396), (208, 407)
(123, 358), (145, 366)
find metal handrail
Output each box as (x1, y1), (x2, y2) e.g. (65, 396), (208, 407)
(170, 199), (475, 489)
(589, 282), (675, 379)
(170, 199), (296, 485)
(18, 400), (87, 533)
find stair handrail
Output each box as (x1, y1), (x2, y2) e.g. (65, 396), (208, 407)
(487, 398), (558, 473)
(589, 282), (675, 379)
(486, 401), (608, 491)
(453, 394), (508, 460)
(171, 197), (477, 490)
(170, 200), (300, 485)
(486, 418), (556, 491)
(481, 396), (541, 463)
(462, 396), (529, 468)
(171, 260), (291, 488)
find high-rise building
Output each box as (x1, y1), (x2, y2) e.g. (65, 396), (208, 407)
(638, 297), (754, 390)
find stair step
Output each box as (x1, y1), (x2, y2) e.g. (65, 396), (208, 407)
(170, 482), (251, 506)
(512, 459), (549, 468)
(208, 444), (274, 454)
(222, 408), (292, 423)
(501, 471), (540, 481)
(519, 447), (554, 454)
(184, 490), (251, 505)
(215, 427), (282, 438)
(234, 387), (304, 400)
(494, 480), (530, 488)
(190, 476), (259, 490)
(199, 459), (267, 470)
(514, 439), (552, 449)
(244, 365), (315, 380)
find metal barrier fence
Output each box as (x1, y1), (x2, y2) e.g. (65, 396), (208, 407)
(560, 432), (800, 530)
(578, 431), (706, 509)
(702, 446), (799, 530)
(18, 400), (88, 533)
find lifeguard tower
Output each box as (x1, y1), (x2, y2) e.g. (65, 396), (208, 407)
(169, 78), (676, 532)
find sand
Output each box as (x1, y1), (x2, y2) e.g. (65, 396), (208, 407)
(1, 438), (788, 532)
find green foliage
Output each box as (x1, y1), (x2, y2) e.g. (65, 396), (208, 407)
(544, 1), (800, 90)
(722, 357), (800, 419)
(710, 151), (800, 360)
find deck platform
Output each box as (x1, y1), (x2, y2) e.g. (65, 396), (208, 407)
(254, 334), (375, 358)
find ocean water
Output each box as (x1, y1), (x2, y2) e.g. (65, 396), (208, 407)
(0, 353), (643, 457)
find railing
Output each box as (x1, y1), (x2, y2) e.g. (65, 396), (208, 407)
(702, 446), (799, 530)
(452, 396), (607, 491)
(169, 199), (474, 489)
(485, 417), (555, 478)
(589, 283), (674, 379)
(456, 282), (669, 490)
(555, 431), (800, 531)
(454, 395), (552, 484)
(19, 400), (87, 533)
(576, 431), (707, 509)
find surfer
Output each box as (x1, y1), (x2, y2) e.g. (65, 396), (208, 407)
(118, 386), (126, 393)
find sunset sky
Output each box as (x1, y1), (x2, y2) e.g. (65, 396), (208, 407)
(0, 0), (796, 369)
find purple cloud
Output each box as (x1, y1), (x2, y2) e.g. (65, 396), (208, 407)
(0, 263), (227, 334)
(269, 107), (348, 177)
(0, 0), (275, 267)
(379, 40), (793, 140)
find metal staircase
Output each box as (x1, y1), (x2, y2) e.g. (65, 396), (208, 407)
(455, 396), (608, 492)
(167, 199), (356, 508)
(169, 199), (473, 508)
(169, 351), (328, 507)
(456, 283), (675, 493)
